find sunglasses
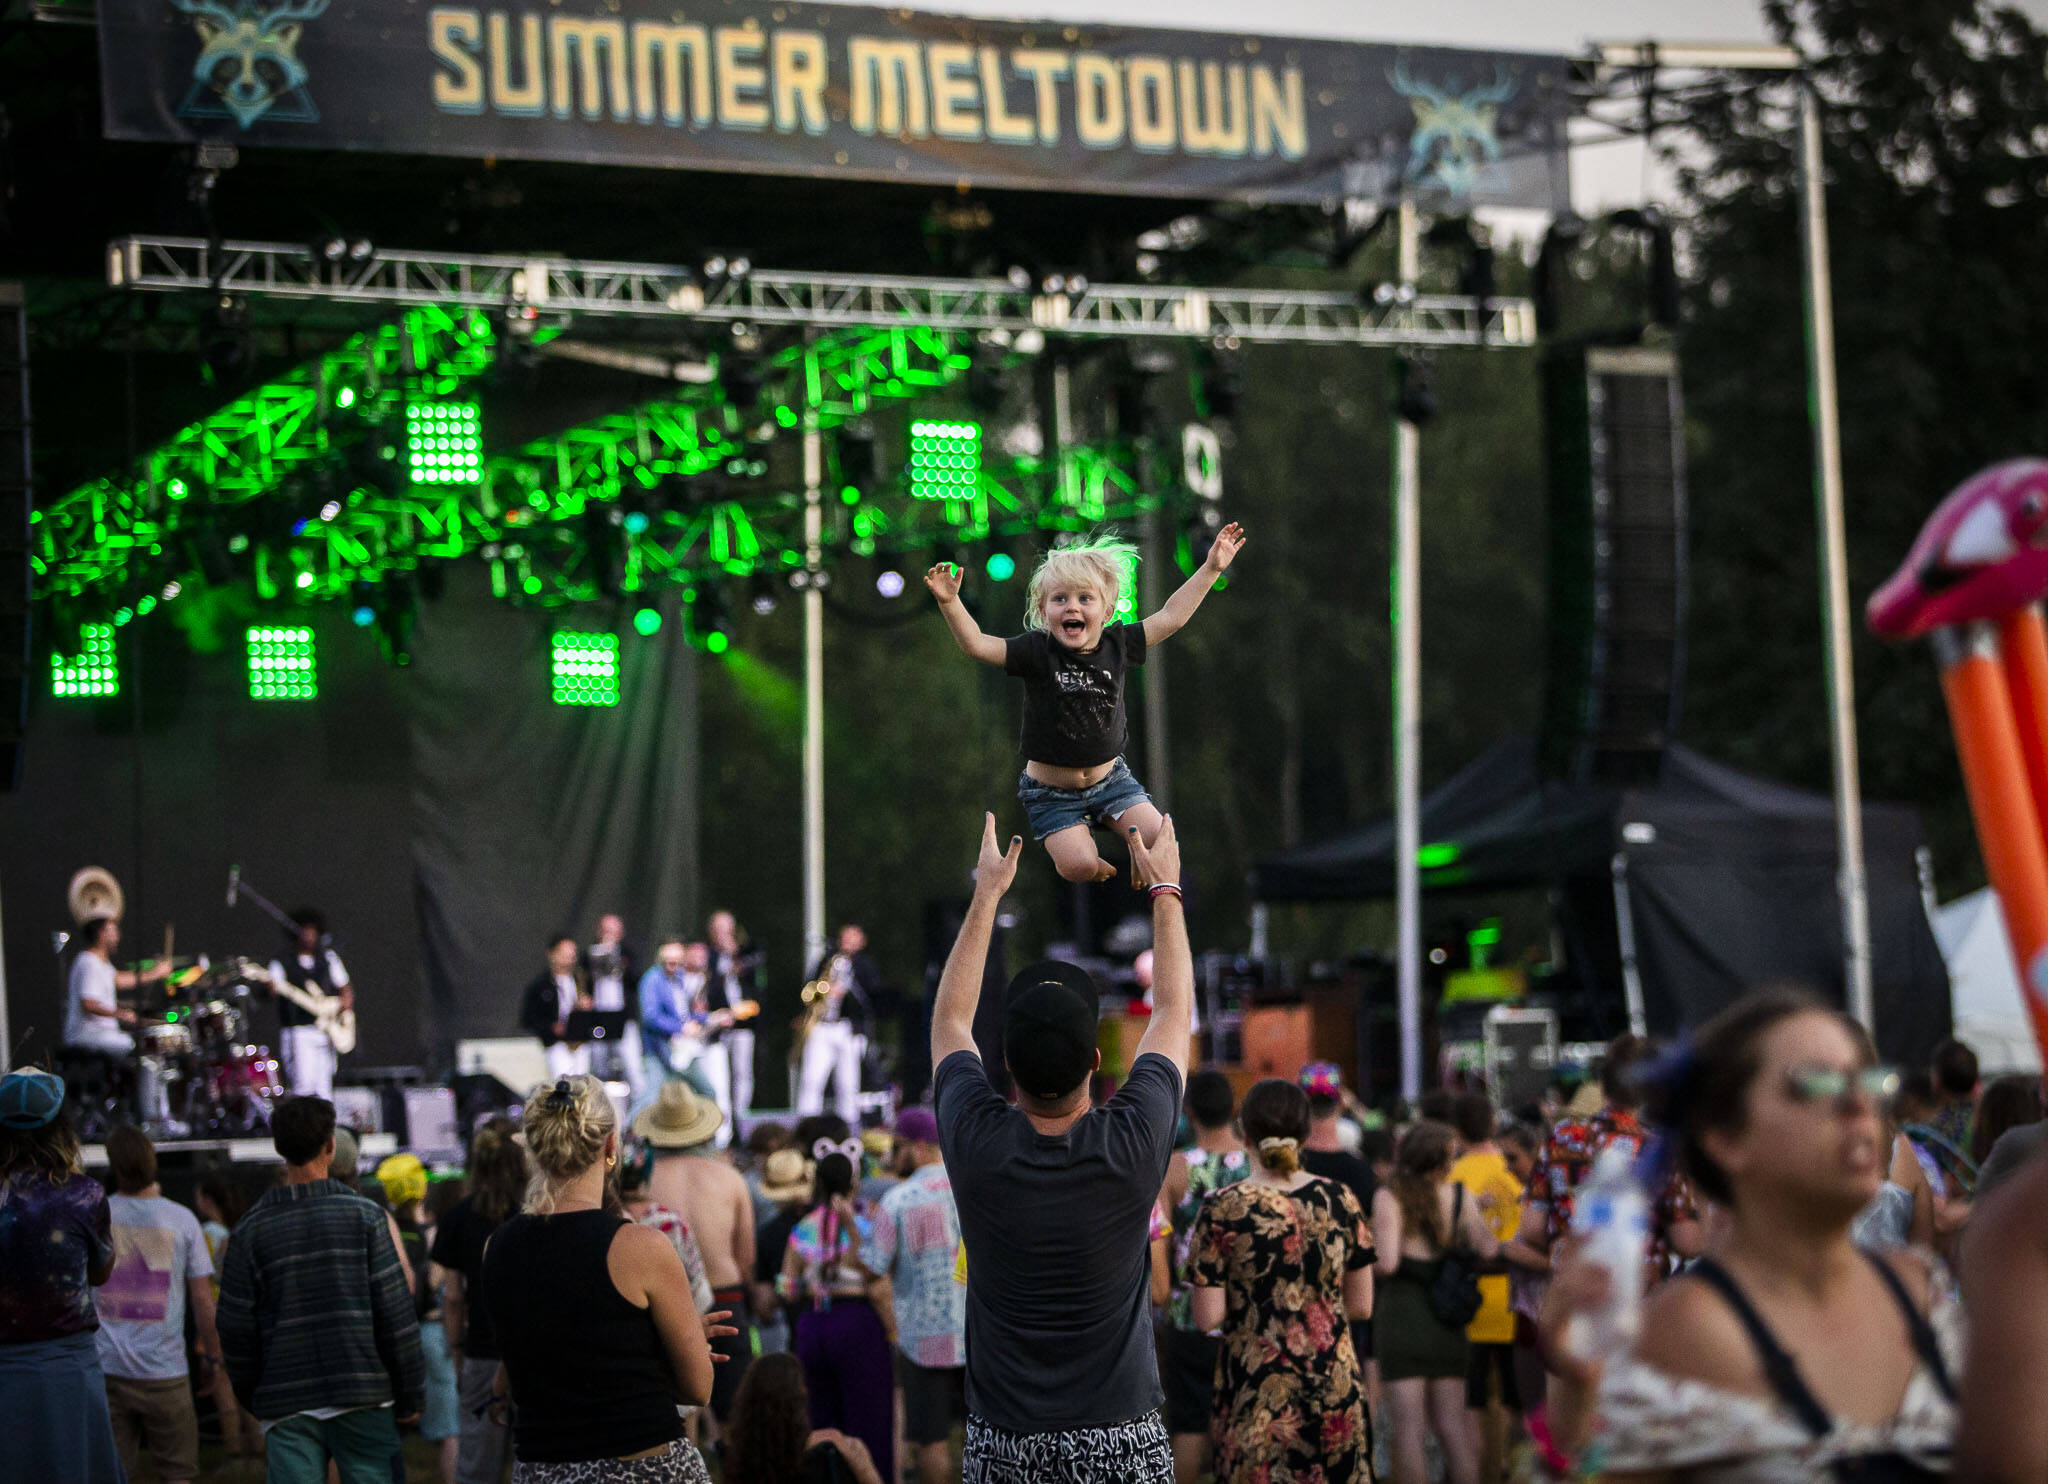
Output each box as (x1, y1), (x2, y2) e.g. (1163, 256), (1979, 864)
(1783, 1064), (1900, 1108)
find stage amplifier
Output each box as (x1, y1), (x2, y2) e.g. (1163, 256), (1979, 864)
(1540, 342), (1688, 784)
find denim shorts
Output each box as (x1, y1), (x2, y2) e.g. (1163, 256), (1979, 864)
(1017, 757), (1152, 840)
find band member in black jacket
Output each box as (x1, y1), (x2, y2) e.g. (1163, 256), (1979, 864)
(798, 922), (881, 1122)
(519, 933), (593, 1078)
(703, 911), (764, 1135)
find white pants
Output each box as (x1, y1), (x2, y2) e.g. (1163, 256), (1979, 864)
(282, 1025), (336, 1099)
(546, 1041), (592, 1079)
(696, 1043), (732, 1148)
(725, 1027), (754, 1120)
(797, 1020), (862, 1124)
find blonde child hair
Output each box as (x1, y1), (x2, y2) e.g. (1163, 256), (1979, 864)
(520, 1073), (616, 1213)
(1022, 531), (1139, 631)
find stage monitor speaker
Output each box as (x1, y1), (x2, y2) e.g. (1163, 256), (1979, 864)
(1540, 343), (1688, 785)
(0, 284), (29, 792)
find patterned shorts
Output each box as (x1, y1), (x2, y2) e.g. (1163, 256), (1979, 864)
(963, 1412), (1172, 1484)
(511, 1438), (710, 1484)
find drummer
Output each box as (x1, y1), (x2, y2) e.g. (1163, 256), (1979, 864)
(64, 918), (169, 1057)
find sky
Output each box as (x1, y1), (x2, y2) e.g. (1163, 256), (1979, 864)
(903, 0), (2048, 214)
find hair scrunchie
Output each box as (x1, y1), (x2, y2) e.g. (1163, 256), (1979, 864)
(545, 1078), (575, 1109)
(1257, 1136), (1300, 1174)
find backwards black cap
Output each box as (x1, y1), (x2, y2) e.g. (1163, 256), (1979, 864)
(1002, 959), (1101, 1101)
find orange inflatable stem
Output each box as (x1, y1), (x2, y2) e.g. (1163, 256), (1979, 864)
(1936, 623), (2048, 1057)
(1997, 606), (2048, 837)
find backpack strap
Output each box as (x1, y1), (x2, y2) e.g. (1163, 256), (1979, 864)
(1687, 1256), (1832, 1439)
(1861, 1251), (1956, 1402)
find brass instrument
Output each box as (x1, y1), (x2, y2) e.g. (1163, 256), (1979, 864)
(68, 866), (125, 925)
(794, 953), (849, 1056)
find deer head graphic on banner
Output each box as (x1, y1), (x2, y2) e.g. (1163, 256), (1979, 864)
(170, 0), (331, 129)
(1387, 59), (1519, 197)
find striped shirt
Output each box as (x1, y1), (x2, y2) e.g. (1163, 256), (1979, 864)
(217, 1178), (424, 1420)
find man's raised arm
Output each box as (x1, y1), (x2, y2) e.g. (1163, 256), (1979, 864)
(930, 813), (1023, 1068)
(1129, 817), (1191, 1080)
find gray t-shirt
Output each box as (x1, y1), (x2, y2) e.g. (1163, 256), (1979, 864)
(934, 1048), (1181, 1434)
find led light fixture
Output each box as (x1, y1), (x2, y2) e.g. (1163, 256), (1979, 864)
(52, 624), (119, 698)
(247, 626), (318, 700)
(407, 401), (483, 486)
(908, 420), (981, 501)
(552, 631), (620, 707)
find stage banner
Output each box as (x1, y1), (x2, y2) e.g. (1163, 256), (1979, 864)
(96, 0), (1572, 207)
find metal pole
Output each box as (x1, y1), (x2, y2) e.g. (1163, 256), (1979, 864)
(1611, 853), (1648, 1037)
(1139, 494), (1171, 809)
(801, 412), (827, 973)
(1392, 197), (1424, 1101)
(1798, 80), (1874, 1030)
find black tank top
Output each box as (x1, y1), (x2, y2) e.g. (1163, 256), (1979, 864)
(482, 1210), (684, 1464)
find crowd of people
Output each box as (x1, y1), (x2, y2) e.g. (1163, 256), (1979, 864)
(7, 825), (2048, 1482)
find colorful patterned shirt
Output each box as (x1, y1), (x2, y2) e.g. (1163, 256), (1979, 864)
(1526, 1108), (1697, 1274)
(861, 1163), (965, 1369)
(0, 1171), (113, 1343)
(1167, 1146), (1251, 1331)
(631, 1202), (713, 1313)
(780, 1204), (874, 1308)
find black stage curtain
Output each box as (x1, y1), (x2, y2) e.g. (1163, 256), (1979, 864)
(0, 562), (697, 1072)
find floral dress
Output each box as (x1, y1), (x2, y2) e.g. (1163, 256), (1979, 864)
(1189, 1177), (1375, 1484)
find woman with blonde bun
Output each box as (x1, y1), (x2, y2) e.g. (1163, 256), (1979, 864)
(1187, 1077), (1376, 1484)
(482, 1076), (735, 1483)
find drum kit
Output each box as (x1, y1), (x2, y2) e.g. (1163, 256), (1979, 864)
(63, 867), (286, 1141)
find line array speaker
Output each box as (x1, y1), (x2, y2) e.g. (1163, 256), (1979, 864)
(0, 284), (28, 791)
(1540, 343), (1688, 785)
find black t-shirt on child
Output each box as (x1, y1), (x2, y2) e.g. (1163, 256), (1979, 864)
(1005, 622), (1147, 770)
(935, 1047), (1182, 1433)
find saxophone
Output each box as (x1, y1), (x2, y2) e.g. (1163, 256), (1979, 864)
(794, 953), (849, 1056)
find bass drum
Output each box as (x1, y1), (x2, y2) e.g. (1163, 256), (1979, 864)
(203, 1046), (284, 1133)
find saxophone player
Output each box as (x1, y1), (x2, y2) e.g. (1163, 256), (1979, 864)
(798, 923), (881, 1122)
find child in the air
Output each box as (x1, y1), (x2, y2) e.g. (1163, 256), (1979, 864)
(925, 524), (1245, 882)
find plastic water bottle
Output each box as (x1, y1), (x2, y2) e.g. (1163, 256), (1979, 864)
(1564, 1145), (1650, 1361)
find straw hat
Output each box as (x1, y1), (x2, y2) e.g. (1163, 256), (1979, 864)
(758, 1147), (815, 1204)
(631, 1080), (725, 1148)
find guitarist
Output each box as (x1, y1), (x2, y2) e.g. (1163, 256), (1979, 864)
(264, 910), (354, 1098)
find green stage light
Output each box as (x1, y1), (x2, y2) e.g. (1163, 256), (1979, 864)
(406, 400), (484, 487)
(1114, 549), (1139, 621)
(985, 552), (1016, 582)
(552, 631), (620, 707)
(246, 625), (318, 701)
(633, 607), (661, 636)
(705, 631), (730, 655)
(335, 386), (357, 409)
(52, 624), (119, 698)
(908, 419), (981, 501)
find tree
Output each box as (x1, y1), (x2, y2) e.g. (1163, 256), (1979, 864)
(1674, 0), (2048, 889)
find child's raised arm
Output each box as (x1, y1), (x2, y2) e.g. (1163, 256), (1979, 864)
(1141, 521), (1245, 647)
(925, 563), (1007, 666)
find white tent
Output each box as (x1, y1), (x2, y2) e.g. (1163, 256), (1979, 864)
(1936, 889), (2043, 1074)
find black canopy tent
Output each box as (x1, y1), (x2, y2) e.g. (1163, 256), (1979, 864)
(1252, 736), (1949, 1063)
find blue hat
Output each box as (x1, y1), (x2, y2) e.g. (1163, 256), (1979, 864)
(0, 1070), (66, 1130)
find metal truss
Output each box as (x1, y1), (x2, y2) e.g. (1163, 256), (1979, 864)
(34, 305), (497, 605)
(110, 236), (1538, 349)
(35, 305), (1168, 621)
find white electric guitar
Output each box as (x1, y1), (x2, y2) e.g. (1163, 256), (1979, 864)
(236, 960), (358, 1055)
